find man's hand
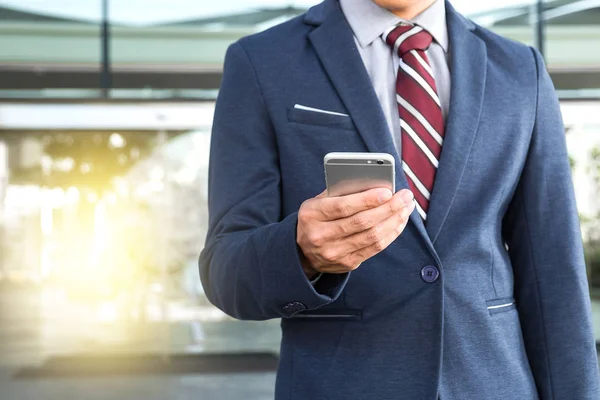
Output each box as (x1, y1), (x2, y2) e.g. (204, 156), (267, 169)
(296, 188), (415, 278)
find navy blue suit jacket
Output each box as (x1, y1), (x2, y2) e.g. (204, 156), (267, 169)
(199, 1), (600, 398)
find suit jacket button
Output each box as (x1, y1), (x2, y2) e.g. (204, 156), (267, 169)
(421, 265), (440, 283)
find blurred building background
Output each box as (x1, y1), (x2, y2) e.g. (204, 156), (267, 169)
(0, 0), (599, 399)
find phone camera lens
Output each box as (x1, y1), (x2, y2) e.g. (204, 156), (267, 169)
(376, 160), (384, 165)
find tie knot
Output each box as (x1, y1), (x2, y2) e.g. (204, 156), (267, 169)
(384, 24), (433, 57)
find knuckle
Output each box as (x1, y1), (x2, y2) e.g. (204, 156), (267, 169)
(397, 212), (408, 226)
(388, 199), (401, 214)
(363, 195), (376, 209)
(352, 214), (370, 230)
(340, 201), (353, 218)
(331, 201), (351, 218)
(366, 225), (382, 243)
(337, 221), (351, 236)
(373, 239), (387, 252)
(320, 248), (338, 263)
(298, 210), (309, 225)
(307, 231), (325, 247)
(298, 205), (314, 224)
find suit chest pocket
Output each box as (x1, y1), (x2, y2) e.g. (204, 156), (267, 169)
(287, 107), (355, 131)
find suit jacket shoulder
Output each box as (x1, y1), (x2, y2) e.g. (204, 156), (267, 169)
(234, 0), (338, 59)
(470, 21), (538, 76)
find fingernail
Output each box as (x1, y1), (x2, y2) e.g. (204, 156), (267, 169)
(378, 189), (393, 204)
(401, 190), (414, 205)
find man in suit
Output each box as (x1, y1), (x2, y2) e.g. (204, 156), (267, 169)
(199, 0), (600, 398)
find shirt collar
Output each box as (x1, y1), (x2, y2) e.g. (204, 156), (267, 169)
(339, 0), (449, 53)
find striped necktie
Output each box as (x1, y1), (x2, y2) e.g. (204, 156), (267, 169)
(384, 24), (445, 222)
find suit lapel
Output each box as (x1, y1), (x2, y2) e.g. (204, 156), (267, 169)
(307, 3), (394, 156)
(306, 0), (433, 246)
(425, 2), (488, 244)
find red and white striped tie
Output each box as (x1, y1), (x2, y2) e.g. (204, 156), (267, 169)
(384, 24), (444, 222)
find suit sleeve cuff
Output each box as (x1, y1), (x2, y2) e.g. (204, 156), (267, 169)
(251, 212), (350, 317)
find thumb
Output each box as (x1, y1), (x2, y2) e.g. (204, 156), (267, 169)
(315, 189), (328, 199)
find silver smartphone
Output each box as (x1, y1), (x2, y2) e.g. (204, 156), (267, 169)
(324, 152), (395, 197)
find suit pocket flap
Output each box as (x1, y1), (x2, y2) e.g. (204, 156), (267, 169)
(486, 298), (516, 315)
(288, 309), (361, 321)
(287, 107), (355, 131)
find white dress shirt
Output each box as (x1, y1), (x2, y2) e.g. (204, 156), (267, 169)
(339, 0), (451, 153)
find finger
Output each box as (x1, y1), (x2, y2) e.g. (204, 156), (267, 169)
(344, 215), (411, 266)
(334, 189), (414, 236)
(333, 200), (414, 256)
(318, 187), (394, 221)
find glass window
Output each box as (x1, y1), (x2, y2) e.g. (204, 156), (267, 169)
(0, 102), (280, 398)
(0, 1), (101, 91)
(467, 0), (600, 91)
(563, 100), (600, 339)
